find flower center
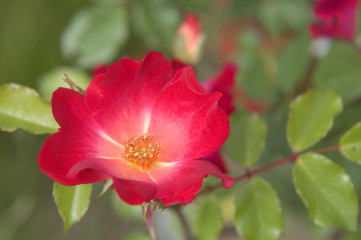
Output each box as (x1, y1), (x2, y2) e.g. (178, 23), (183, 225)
(123, 134), (160, 169)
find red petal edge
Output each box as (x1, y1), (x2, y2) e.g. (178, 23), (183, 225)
(112, 178), (157, 205)
(85, 52), (174, 144)
(149, 160), (234, 206)
(148, 67), (230, 162)
(39, 88), (122, 185)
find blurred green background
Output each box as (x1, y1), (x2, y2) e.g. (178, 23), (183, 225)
(0, 0), (151, 239)
(1, 0), (361, 239)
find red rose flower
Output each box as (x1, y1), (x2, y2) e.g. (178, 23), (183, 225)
(170, 60), (231, 173)
(310, 0), (360, 41)
(171, 60), (237, 115)
(171, 60), (265, 173)
(39, 52), (234, 206)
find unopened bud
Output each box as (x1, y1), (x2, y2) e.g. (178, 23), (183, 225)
(173, 14), (204, 65)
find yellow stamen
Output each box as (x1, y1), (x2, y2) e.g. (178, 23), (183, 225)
(123, 134), (160, 169)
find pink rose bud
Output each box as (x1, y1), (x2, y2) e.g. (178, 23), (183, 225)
(173, 14), (205, 64)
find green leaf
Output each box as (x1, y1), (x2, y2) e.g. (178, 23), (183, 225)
(230, 0), (259, 18)
(234, 177), (283, 240)
(293, 153), (358, 231)
(260, 1), (310, 35)
(313, 42), (361, 103)
(131, 0), (180, 52)
(96, 179), (113, 200)
(287, 89), (343, 152)
(237, 32), (278, 102)
(61, 6), (128, 68)
(340, 122), (361, 164)
(277, 35), (311, 94)
(178, 0), (209, 12)
(53, 183), (92, 232)
(37, 67), (91, 101)
(0, 84), (59, 134)
(193, 198), (223, 240)
(224, 112), (267, 167)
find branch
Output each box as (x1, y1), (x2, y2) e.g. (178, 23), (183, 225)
(199, 145), (339, 195)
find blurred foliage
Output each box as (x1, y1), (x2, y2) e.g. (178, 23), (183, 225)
(1, 0), (361, 239)
(193, 197), (223, 240)
(61, 5), (129, 68)
(225, 112), (267, 167)
(131, 0), (180, 54)
(313, 42), (361, 103)
(37, 67), (91, 101)
(277, 34), (310, 94)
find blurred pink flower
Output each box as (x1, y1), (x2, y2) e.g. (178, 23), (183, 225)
(173, 14), (204, 64)
(91, 64), (108, 77)
(310, 0), (360, 41)
(203, 63), (238, 115)
(203, 63), (265, 114)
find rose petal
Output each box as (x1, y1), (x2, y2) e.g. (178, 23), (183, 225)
(67, 158), (153, 183)
(113, 178), (157, 205)
(85, 52), (174, 144)
(170, 59), (187, 72)
(149, 160), (234, 206)
(148, 67), (229, 162)
(39, 88), (122, 185)
(203, 150), (228, 173)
